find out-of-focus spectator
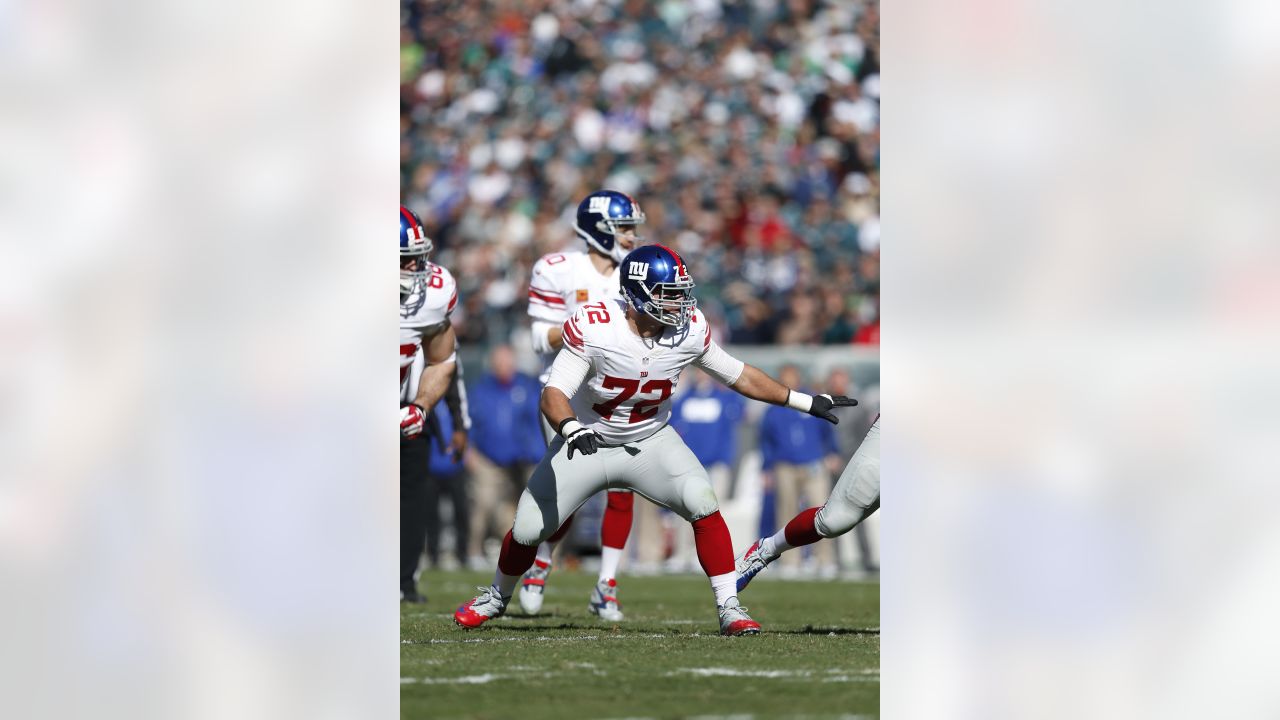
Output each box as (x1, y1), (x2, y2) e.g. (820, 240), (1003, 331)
(758, 365), (842, 576)
(853, 294), (880, 345)
(824, 368), (868, 456)
(672, 368), (747, 501)
(425, 399), (470, 570)
(400, 0), (880, 349)
(463, 344), (544, 566)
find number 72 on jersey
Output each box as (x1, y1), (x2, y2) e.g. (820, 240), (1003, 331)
(592, 376), (673, 424)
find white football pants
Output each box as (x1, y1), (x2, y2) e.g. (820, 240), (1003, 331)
(512, 424), (718, 546)
(815, 416), (881, 538)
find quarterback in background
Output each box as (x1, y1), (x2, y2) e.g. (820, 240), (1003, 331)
(520, 190), (645, 621)
(456, 245), (857, 635)
(399, 206), (461, 602)
(735, 415), (880, 591)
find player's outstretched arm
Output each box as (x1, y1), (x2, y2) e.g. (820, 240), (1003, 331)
(727, 364), (790, 406)
(729, 364), (858, 425)
(414, 323), (458, 411)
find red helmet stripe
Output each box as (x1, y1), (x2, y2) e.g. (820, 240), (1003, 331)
(655, 244), (684, 277)
(400, 206), (421, 239)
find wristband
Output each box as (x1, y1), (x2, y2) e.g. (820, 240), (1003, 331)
(785, 390), (813, 412)
(558, 418), (585, 438)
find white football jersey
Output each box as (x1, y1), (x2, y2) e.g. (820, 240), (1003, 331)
(400, 262), (458, 402)
(560, 298), (718, 444)
(528, 250), (621, 378)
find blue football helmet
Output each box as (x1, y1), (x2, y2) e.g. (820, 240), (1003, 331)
(400, 205), (433, 294)
(575, 190), (646, 263)
(620, 245), (697, 327)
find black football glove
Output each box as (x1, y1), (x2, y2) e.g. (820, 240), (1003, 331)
(565, 427), (602, 459)
(558, 418), (602, 459)
(808, 394), (858, 424)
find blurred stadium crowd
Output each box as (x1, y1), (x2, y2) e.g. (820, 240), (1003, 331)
(400, 0), (880, 348)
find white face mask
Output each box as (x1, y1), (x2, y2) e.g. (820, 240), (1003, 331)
(400, 254), (428, 294)
(639, 283), (697, 327)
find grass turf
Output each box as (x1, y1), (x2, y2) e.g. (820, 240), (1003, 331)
(402, 569), (879, 719)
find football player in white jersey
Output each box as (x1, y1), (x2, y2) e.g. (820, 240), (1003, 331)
(455, 245), (858, 635)
(735, 415), (880, 591)
(400, 206), (462, 602)
(519, 190), (645, 621)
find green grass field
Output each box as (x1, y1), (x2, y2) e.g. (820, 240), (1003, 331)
(402, 569), (879, 719)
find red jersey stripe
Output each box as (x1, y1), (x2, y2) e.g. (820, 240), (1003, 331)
(529, 289), (566, 305)
(562, 319), (584, 348)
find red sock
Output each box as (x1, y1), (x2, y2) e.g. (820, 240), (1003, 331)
(546, 514), (575, 544)
(691, 511), (735, 577)
(497, 530), (538, 578)
(783, 507), (823, 548)
(601, 492), (635, 549)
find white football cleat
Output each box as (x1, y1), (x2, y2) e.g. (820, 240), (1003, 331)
(735, 538), (775, 592)
(718, 597), (762, 636)
(453, 586), (508, 629)
(519, 559), (551, 615)
(588, 578), (625, 621)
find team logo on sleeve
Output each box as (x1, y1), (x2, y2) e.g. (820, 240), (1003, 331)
(628, 261), (649, 280)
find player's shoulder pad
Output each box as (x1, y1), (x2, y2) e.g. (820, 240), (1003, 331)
(561, 297), (622, 352)
(530, 250), (581, 288)
(689, 307), (712, 350)
(422, 263), (460, 319)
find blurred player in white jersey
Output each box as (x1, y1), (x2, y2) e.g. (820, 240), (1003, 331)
(455, 246), (858, 635)
(735, 415), (879, 591)
(520, 190), (644, 621)
(399, 206), (463, 602)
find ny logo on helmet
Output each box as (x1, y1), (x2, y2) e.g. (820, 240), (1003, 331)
(589, 196), (612, 214)
(628, 261), (650, 280)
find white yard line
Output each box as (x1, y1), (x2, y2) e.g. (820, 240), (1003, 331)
(609, 715), (880, 720)
(668, 667), (880, 683)
(401, 671), (563, 685)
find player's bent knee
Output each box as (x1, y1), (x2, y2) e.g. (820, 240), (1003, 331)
(815, 496), (878, 538)
(814, 505), (855, 539)
(512, 514), (554, 547)
(679, 480), (720, 522)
